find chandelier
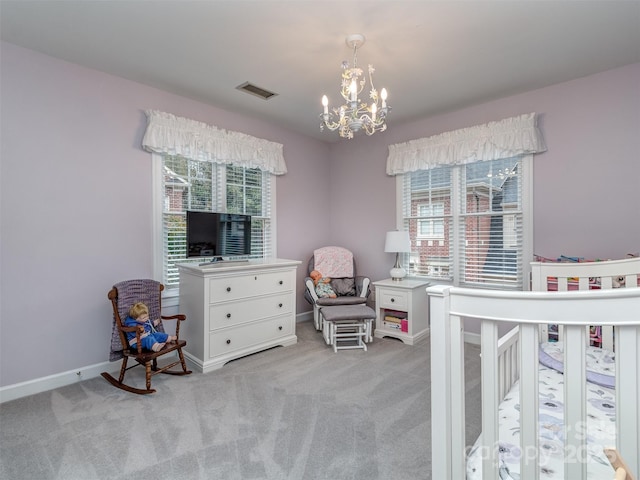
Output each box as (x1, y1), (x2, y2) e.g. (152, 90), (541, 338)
(320, 34), (390, 139)
(487, 167), (517, 180)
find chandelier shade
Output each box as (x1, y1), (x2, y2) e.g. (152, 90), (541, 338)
(320, 34), (390, 139)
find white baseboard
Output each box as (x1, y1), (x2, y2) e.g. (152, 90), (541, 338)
(296, 310), (313, 323)
(0, 360), (121, 404)
(2, 314), (315, 404)
(464, 331), (481, 345)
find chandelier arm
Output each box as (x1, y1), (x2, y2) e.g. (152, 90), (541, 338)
(321, 116), (341, 131)
(368, 65), (379, 104)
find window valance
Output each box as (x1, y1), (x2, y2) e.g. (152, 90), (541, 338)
(142, 110), (287, 175)
(386, 112), (546, 175)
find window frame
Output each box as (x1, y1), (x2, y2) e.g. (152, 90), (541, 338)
(395, 155), (533, 290)
(152, 154), (277, 303)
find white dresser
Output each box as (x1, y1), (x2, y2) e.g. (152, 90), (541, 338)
(178, 258), (301, 373)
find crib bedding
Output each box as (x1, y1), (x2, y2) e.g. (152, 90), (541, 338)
(466, 343), (616, 479)
(538, 341), (616, 388)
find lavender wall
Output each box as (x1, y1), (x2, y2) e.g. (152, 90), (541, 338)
(328, 63), (640, 284)
(0, 42), (329, 387)
(2, 40), (638, 388)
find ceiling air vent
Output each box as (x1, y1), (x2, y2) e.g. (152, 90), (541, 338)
(236, 82), (278, 100)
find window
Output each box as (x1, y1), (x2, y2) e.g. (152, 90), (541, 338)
(399, 155), (532, 289)
(417, 202), (445, 239)
(154, 154), (275, 293)
(402, 166), (452, 277)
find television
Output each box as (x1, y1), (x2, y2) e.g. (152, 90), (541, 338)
(186, 211), (252, 259)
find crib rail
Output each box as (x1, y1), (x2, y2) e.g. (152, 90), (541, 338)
(497, 326), (519, 401)
(428, 285), (640, 480)
(532, 257), (640, 351)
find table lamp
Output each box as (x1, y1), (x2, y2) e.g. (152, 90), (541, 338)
(384, 230), (411, 281)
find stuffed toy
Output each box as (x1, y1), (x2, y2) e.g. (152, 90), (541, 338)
(613, 275), (626, 288)
(310, 270), (337, 298)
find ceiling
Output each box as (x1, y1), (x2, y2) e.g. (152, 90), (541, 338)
(2, 1), (639, 143)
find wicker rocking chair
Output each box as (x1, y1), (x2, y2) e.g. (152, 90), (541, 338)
(101, 279), (191, 394)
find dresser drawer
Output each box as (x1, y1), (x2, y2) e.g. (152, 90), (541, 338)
(209, 294), (293, 330)
(209, 316), (294, 357)
(378, 288), (408, 309)
(209, 270), (294, 302)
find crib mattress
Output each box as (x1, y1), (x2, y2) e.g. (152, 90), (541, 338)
(466, 344), (616, 479)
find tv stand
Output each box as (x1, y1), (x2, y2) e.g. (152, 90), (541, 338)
(178, 258), (301, 372)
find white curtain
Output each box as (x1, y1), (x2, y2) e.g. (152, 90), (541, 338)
(386, 112), (546, 175)
(142, 110), (287, 175)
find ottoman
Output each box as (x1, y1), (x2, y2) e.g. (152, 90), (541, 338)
(319, 304), (376, 352)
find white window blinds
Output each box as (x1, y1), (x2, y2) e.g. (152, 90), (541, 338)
(160, 155), (273, 289)
(393, 113), (541, 290)
(401, 156), (530, 289)
(457, 157), (524, 289)
(402, 166), (453, 278)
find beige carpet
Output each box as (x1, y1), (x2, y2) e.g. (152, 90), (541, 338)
(0, 320), (481, 480)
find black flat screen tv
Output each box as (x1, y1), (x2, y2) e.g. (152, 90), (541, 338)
(186, 211), (252, 259)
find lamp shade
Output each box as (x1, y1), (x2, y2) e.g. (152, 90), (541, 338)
(384, 230), (411, 253)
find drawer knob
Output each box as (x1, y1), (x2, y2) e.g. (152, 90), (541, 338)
(226, 313), (231, 318)
(226, 287), (231, 292)
(391, 298), (395, 302)
(226, 339), (231, 345)
(278, 303), (283, 308)
(279, 280), (283, 285)
(278, 326), (283, 331)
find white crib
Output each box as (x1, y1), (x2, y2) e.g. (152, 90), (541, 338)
(428, 257), (640, 480)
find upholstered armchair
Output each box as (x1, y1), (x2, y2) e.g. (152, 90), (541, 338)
(303, 246), (371, 331)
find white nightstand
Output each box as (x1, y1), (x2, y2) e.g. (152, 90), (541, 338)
(372, 278), (430, 345)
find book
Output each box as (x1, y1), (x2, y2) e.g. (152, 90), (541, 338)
(383, 321), (402, 330)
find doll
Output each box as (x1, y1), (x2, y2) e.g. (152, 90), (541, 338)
(124, 302), (177, 352)
(310, 270), (337, 298)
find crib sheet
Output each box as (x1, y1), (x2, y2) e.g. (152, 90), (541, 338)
(466, 344), (616, 479)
